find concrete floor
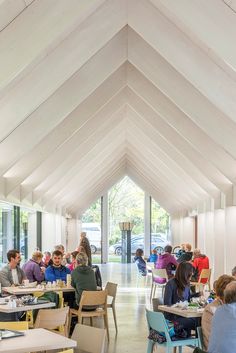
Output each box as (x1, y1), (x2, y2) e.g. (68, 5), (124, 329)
(100, 263), (194, 353)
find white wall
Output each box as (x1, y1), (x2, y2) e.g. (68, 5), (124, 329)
(171, 207), (236, 282)
(213, 209), (226, 279)
(225, 207), (236, 275)
(67, 218), (80, 251)
(171, 215), (194, 248)
(42, 212), (66, 252)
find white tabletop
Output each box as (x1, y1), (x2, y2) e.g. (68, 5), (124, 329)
(158, 305), (204, 318)
(3, 285), (75, 295)
(0, 328), (77, 353)
(0, 301), (55, 313)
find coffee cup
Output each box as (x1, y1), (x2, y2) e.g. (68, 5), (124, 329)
(23, 279), (29, 286)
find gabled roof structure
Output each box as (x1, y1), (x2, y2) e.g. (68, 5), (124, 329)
(1, 0), (236, 216)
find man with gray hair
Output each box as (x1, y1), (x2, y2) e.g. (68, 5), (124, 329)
(231, 266), (236, 278)
(208, 281), (236, 353)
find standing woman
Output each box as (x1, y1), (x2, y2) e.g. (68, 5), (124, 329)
(164, 262), (200, 336)
(79, 232), (92, 267)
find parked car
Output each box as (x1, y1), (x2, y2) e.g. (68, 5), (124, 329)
(109, 234), (169, 256)
(82, 223), (101, 254)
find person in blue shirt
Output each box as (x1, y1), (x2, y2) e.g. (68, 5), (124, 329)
(208, 281), (236, 353)
(45, 250), (71, 283)
(133, 248), (147, 276)
(45, 249), (73, 307)
(147, 249), (158, 263)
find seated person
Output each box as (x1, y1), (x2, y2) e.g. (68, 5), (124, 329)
(0, 249), (26, 287)
(45, 250), (71, 283)
(41, 251), (51, 268)
(147, 249), (158, 263)
(133, 248), (147, 276)
(71, 252), (97, 308)
(208, 281), (236, 353)
(22, 251), (45, 283)
(155, 245), (178, 283)
(202, 274), (235, 351)
(232, 266), (236, 279)
(177, 243), (193, 263)
(67, 251), (79, 272)
(175, 243), (186, 259)
(192, 249), (209, 283)
(164, 262), (200, 337)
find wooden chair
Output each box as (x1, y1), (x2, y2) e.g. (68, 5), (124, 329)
(191, 269), (211, 292)
(71, 323), (107, 353)
(70, 290), (109, 341)
(105, 281), (118, 333)
(0, 321), (28, 330)
(34, 306), (69, 337)
(146, 309), (199, 353)
(150, 269), (168, 301)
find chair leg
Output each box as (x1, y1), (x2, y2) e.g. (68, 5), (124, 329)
(150, 283), (153, 302)
(90, 317), (93, 326)
(147, 339), (154, 353)
(78, 315), (83, 324)
(153, 285), (156, 299)
(173, 348), (177, 353)
(112, 305), (118, 333)
(178, 346), (182, 353)
(104, 314), (109, 342)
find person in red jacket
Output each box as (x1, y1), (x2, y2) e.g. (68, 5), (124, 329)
(192, 249), (209, 283)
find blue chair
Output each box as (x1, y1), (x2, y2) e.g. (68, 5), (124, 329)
(146, 309), (199, 353)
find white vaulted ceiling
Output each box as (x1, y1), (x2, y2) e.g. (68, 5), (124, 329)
(1, 0), (236, 216)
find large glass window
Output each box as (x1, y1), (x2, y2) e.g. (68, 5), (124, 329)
(108, 176), (144, 262)
(151, 198), (170, 254)
(0, 202), (14, 264)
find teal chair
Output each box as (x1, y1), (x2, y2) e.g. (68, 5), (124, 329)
(146, 309), (199, 353)
(197, 326), (203, 350)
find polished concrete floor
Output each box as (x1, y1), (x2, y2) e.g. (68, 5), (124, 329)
(100, 263), (194, 353)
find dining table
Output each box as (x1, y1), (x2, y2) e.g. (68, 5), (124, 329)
(3, 285), (75, 296)
(0, 299), (55, 313)
(0, 328), (77, 353)
(158, 304), (204, 318)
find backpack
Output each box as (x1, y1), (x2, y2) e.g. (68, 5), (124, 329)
(92, 265), (102, 288)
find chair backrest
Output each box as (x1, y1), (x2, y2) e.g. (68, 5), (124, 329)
(152, 297), (164, 312)
(152, 268), (168, 282)
(105, 282), (117, 304)
(34, 306), (69, 335)
(197, 326), (203, 350)
(79, 290), (107, 309)
(0, 321), (29, 330)
(71, 323), (107, 353)
(199, 269), (211, 283)
(146, 308), (171, 343)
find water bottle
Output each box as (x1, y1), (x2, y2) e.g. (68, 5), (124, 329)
(66, 274), (71, 287)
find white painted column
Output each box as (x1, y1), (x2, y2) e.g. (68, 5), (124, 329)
(101, 194), (109, 264)
(225, 207), (236, 275)
(197, 213), (206, 252)
(213, 209), (226, 280)
(205, 211), (214, 275)
(144, 193), (151, 257)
